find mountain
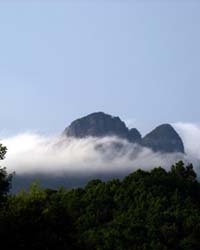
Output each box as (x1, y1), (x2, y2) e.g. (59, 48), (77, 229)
(141, 124), (185, 153)
(63, 112), (184, 154)
(64, 112), (142, 143)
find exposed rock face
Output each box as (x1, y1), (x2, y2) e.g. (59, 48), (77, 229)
(63, 112), (184, 154)
(141, 124), (185, 153)
(64, 112), (141, 143)
(128, 128), (142, 143)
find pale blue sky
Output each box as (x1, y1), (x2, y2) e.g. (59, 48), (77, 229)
(0, 1), (200, 135)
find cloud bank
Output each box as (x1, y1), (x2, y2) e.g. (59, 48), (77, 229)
(0, 122), (199, 179)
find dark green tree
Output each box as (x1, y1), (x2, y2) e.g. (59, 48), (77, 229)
(1, 161), (200, 250)
(0, 144), (12, 198)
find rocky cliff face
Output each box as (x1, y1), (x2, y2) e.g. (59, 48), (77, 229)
(63, 112), (184, 154)
(141, 124), (184, 153)
(64, 112), (142, 143)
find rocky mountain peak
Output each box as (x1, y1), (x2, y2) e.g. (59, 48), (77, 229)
(63, 113), (184, 154)
(64, 112), (141, 143)
(141, 124), (184, 153)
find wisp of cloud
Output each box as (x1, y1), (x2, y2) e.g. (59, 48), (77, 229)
(0, 122), (199, 180)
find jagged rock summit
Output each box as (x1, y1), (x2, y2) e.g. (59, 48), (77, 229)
(63, 112), (185, 154)
(141, 124), (184, 153)
(64, 112), (142, 143)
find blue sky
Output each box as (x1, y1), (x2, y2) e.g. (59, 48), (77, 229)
(0, 1), (200, 135)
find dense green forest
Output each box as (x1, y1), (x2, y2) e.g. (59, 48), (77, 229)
(0, 144), (200, 249)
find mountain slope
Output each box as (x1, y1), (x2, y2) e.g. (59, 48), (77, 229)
(63, 112), (184, 154)
(64, 112), (142, 143)
(141, 124), (184, 153)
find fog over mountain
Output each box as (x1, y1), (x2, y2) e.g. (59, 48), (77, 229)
(1, 112), (200, 192)
(64, 112), (184, 153)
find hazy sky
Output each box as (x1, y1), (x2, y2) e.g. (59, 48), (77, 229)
(0, 1), (200, 136)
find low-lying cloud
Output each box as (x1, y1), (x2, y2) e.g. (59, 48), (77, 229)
(0, 122), (199, 179)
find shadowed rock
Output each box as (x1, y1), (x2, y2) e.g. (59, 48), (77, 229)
(63, 112), (184, 154)
(64, 112), (141, 143)
(141, 124), (184, 153)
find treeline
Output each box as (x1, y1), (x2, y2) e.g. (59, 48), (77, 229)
(0, 145), (200, 249)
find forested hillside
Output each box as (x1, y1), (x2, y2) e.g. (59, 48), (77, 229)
(0, 143), (200, 250)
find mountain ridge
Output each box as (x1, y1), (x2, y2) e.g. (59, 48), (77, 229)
(63, 112), (185, 154)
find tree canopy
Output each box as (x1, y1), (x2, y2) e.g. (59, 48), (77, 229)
(0, 144), (12, 199)
(0, 160), (200, 249)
